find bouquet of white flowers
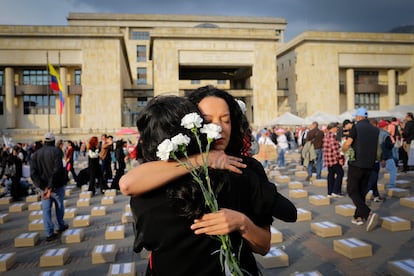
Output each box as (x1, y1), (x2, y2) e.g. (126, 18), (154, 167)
(340, 139), (355, 161)
(156, 112), (243, 276)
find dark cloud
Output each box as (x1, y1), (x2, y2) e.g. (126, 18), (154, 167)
(2, 0), (414, 41)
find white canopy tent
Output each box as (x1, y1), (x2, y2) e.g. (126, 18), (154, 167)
(305, 111), (339, 125)
(267, 112), (306, 126)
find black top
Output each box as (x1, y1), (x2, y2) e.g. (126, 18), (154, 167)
(348, 119), (379, 169)
(130, 156), (283, 276)
(403, 120), (414, 144)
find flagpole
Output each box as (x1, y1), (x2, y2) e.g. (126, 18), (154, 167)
(58, 51), (62, 134)
(46, 51), (50, 133)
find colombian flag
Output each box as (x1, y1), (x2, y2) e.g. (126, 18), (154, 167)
(48, 63), (64, 114)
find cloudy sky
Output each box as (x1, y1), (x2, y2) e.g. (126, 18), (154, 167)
(1, 0), (413, 41)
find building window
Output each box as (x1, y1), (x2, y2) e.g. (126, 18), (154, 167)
(75, 69), (81, 85)
(217, 80), (226, 84)
(23, 70), (48, 85)
(23, 95), (56, 114)
(0, 70), (3, 86)
(75, 95), (81, 114)
(136, 45), (147, 62)
(0, 96), (3, 115)
(191, 80), (200, 84)
(355, 93), (379, 110)
(137, 67), (147, 85)
(131, 31), (149, 40)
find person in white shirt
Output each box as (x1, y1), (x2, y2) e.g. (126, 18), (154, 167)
(257, 129), (277, 169)
(276, 129), (289, 167)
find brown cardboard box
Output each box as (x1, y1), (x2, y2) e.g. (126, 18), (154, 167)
(296, 208), (312, 222)
(64, 207), (77, 219)
(101, 196), (115, 205)
(61, 228), (84, 244)
(121, 212), (133, 224)
(28, 201), (42, 211)
(14, 232), (40, 247)
(105, 189), (117, 197)
(65, 187), (72, 197)
(25, 194), (40, 203)
(313, 179), (327, 187)
(388, 258), (414, 276)
(124, 204), (131, 212)
(39, 248), (69, 267)
(72, 215), (91, 227)
(396, 180), (411, 188)
(291, 271), (323, 276)
(388, 188), (410, 198)
(0, 213), (10, 224)
(333, 238), (372, 259)
(108, 262), (136, 276)
(383, 172), (390, 180)
(270, 226), (283, 244)
(294, 171), (307, 180)
(91, 206), (107, 216)
(309, 195), (330, 206)
(255, 247), (289, 268)
(275, 175), (291, 184)
(29, 219), (44, 231)
(288, 181), (303, 189)
(105, 225), (125, 240)
(400, 197), (414, 209)
(92, 244), (117, 264)
(0, 197), (12, 205)
(0, 252), (16, 272)
(377, 183), (385, 192)
(79, 191), (92, 199)
(311, 221), (342, 238)
(9, 202), (27, 212)
(335, 204), (356, 217)
(289, 189), (308, 199)
(81, 185), (89, 192)
(381, 216), (411, 232)
(29, 210), (43, 221)
(39, 269), (68, 276)
(76, 198), (91, 207)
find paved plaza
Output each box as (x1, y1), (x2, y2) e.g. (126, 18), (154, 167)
(0, 152), (413, 276)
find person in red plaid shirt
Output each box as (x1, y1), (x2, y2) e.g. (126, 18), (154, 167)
(323, 122), (345, 197)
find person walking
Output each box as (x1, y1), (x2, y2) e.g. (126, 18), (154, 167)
(305, 121), (324, 180)
(276, 128), (289, 167)
(87, 136), (103, 195)
(30, 132), (68, 241)
(378, 120), (397, 189)
(64, 140), (78, 184)
(401, 112), (414, 172)
(342, 107), (379, 231)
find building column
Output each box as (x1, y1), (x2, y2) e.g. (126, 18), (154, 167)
(346, 68), (355, 110)
(4, 67), (16, 128)
(59, 67), (68, 128)
(388, 69), (396, 110)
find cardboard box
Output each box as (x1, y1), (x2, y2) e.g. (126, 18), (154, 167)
(72, 215), (91, 227)
(76, 198), (91, 207)
(309, 195), (330, 206)
(311, 221), (342, 238)
(0, 213), (10, 224)
(377, 183), (385, 192)
(395, 180), (411, 188)
(291, 271), (323, 276)
(289, 189), (308, 199)
(124, 204), (131, 212)
(105, 225), (125, 240)
(64, 207), (77, 219)
(312, 179), (327, 187)
(39, 269), (68, 276)
(275, 175), (290, 184)
(9, 202), (27, 212)
(29, 219), (44, 231)
(61, 228), (84, 244)
(92, 244), (117, 264)
(381, 216), (411, 232)
(81, 185), (89, 192)
(101, 196), (115, 205)
(28, 201), (42, 211)
(79, 191), (92, 199)
(296, 208), (312, 222)
(255, 247), (289, 268)
(335, 204), (356, 217)
(105, 189), (117, 197)
(29, 210), (43, 221)
(121, 212), (133, 224)
(333, 238), (372, 259)
(288, 181), (303, 189)
(400, 197), (414, 209)
(65, 187), (72, 197)
(108, 262), (136, 276)
(294, 171), (307, 180)
(25, 194), (40, 203)
(0, 197), (12, 205)
(388, 258), (414, 276)
(14, 232), (40, 247)
(388, 188), (410, 198)
(0, 252), (16, 272)
(91, 206), (107, 216)
(270, 226), (283, 244)
(40, 248), (69, 267)
(383, 172), (390, 180)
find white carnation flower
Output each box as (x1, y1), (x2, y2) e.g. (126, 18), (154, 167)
(156, 139), (175, 161)
(181, 112), (203, 129)
(171, 133), (191, 147)
(200, 123), (222, 140)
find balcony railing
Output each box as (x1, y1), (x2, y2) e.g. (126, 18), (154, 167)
(339, 82), (407, 94)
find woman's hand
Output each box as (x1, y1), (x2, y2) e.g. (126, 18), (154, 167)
(207, 150), (246, 174)
(191, 208), (242, 235)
